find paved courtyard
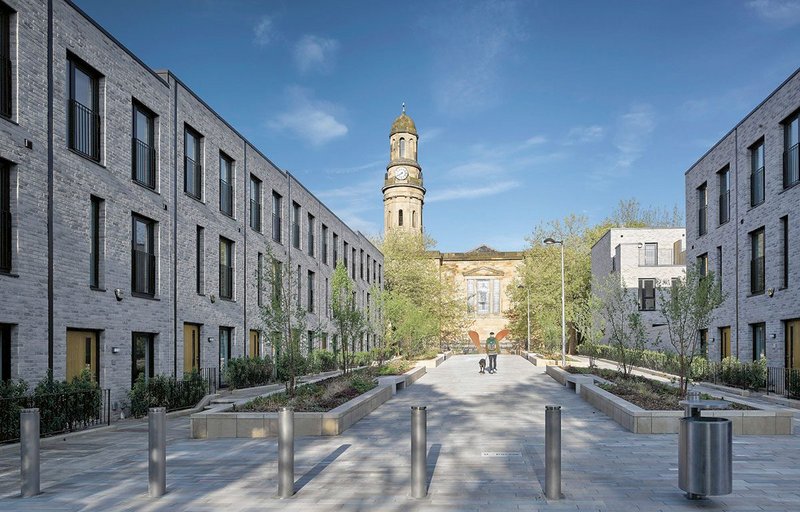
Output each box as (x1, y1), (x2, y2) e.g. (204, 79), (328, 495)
(1, 355), (799, 511)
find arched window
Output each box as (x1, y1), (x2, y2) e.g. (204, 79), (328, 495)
(412, 210), (416, 228)
(398, 209), (404, 227)
(399, 138), (406, 158)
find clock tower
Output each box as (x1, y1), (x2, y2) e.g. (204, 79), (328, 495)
(383, 105), (425, 235)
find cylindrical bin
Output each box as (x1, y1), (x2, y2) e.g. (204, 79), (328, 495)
(678, 417), (732, 498)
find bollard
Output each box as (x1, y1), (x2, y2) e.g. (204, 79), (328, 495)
(148, 407), (167, 497)
(278, 407), (294, 498)
(545, 405), (561, 500)
(411, 406), (427, 499)
(20, 408), (40, 497)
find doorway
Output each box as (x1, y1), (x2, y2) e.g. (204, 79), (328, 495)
(66, 329), (98, 382)
(786, 319), (800, 369)
(183, 323), (200, 373)
(219, 327), (232, 386)
(720, 326), (731, 360)
(249, 329), (260, 358)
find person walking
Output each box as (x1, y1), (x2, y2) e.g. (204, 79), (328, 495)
(485, 331), (499, 373)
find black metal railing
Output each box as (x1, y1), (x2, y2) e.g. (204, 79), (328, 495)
(250, 199), (261, 231)
(219, 264), (233, 299)
(751, 166), (765, 206)
(272, 213), (281, 243)
(0, 54), (11, 118)
(718, 191), (730, 224)
(132, 249), (156, 295)
(751, 256), (765, 294)
(0, 389), (110, 444)
(200, 367), (218, 395)
(0, 208), (10, 272)
(219, 179), (233, 216)
(132, 138), (156, 189)
(767, 367), (800, 399)
(184, 155), (202, 199)
(68, 99), (100, 161)
(698, 205), (707, 236)
(784, 143), (799, 188)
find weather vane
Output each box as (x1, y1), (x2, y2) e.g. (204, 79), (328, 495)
(402, 102), (405, 113)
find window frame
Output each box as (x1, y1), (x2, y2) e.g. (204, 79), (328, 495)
(271, 191), (282, 243)
(219, 151), (234, 217)
(307, 213), (315, 257)
(292, 202), (301, 249)
(750, 139), (765, 207)
(249, 175), (262, 232)
(183, 125), (203, 200)
(752, 322), (766, 361)
(0, 4), (13, 119)
(131, 332), (154, 386)
(219, 236), (234, 300)
(717, 165), (730, 225)
(0, 160), (11, 273)
(784, 111), (800, 189)
(131, 213), (156, 297)
(638, 278), (656, 311)
(781, 216), (789, 289)
(750, 227), (765, 295)
(131, 100), (156, 189)
(307, 269), (315, 313)
(89, 196), (103, 289)
(67, 54), (101, 161)
(697, 182), (707, 236)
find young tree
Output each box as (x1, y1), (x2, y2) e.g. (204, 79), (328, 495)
(659, 264), (724, 397)
(331, 261), (364, 373)
(596, 275), (646, 376)
(572, 293), (603, 367)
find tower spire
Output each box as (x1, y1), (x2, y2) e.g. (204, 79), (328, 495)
(402, 102), (405, 113)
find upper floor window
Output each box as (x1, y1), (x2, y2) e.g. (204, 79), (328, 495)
(351, 248), (356, 279)
(697, 183), (707, 236)
(784, 112), (799, 188)
(0, 5), (13, 119)
(249, 175), (261, 232)
(89, 196), (104, 289)
(697, 253), (708, 279)
(272, 191), (282, 243)
(360, 249), (364, 279)
(466, 278), (501, 315)
(219, 237), (234, 300)
(398, 209), (404, 227)
(343, 241), (348, 269)
(257, 252), (263, 307)
(750, 227), (765, 294)
(750, 140), (765, 206)
(638, 278), (656, 311)
(68, 56), (101, 161)
(132, 214), (156, 296)
(643, 242), (657, 266)
(307, 270), (315, 312)
(718, 166), (730, 225)
(781, 216), (789, 289)
(0, 160), (10, 273)
(321, 224), (328, 265)
(219, 152), (234, 217)
(184, 126), (202, 199)
(333, 233), (339, 266)
(307, 213), (315, 257)
(132, 101), (156, 189)
(366, 254), (371, 283)
(399, 138), (406, 158)
(292, 202), (301, 249)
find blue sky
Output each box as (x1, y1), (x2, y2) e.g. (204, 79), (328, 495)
(76, 0), (800, 252)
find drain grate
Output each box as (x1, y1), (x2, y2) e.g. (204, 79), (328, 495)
(481, 451), (522, 457)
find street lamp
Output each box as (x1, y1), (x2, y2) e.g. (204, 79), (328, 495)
(517, 283), (530, 352)
(543, 237), (566, 367)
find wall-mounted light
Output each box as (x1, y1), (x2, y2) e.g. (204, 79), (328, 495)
(771, 333), (776, 339)
(114, 288), (123, 301)
(111, 347), (120, 354)
(207, 337), (215, 344)
(210, 294), (216, 303)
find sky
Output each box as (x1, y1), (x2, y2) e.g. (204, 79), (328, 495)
(75, 0), (800, 252)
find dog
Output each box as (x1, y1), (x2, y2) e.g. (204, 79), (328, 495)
(479, 358), (486, 374)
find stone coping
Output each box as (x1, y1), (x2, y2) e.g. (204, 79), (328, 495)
(522, 352), (560, 367)
(191, 359), (443, 439)
(545, 365), (793, 435)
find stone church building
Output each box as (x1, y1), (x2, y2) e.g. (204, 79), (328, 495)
(382, 108), (523, 343)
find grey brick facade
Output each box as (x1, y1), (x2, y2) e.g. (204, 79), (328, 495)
(0, 0), (383, 416)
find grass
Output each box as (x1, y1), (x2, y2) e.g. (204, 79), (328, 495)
(377, 359), (414, 376)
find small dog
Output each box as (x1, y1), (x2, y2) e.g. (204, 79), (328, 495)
(479, 358), (486, 374)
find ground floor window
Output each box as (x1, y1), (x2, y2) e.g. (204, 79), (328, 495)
(752, 323), (766, 361)
(219, 326), (232, 385)
(0, 323), (11, 382)
(132, 333), (154, 386)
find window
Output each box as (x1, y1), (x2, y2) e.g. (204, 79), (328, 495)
(467, 278), (501, 315)
(132, 214), (156, 296)
(131, 333), (154, 386)
(296, 265), (302, 307)
(751, 140), (765, 206)
(307, 213), (315, 257)
(184, 125), (202, 199)
(292, 202), (301, 249)
(366, 254), (371, 283)
(68, 56), (100, 161)
(351, 248), (356, 278)
(750, 228), (765, 294)
(343, 241), (349, 270)
(90, 196), (104, 289)
(718, 166), (730, 225)
(0, 161), (8, 272)
(321, 224), (328, 265)
(412, 210), (417, 228)
(752, 323), (766, 361)
(638, 278), (656, 311)
(325, 278), (329, 318)
(0, 323), (9, 381)
(257, 252), (263, 307)
(272, 191), (282, 243)
(219, 237), (234, 300)
(333, 233), (339, 266)
(373, 260), (377, 283)
(307, 270), (315, 312)
(378, 264), (382, 285)
(360, 249), (364, 279)
(716, 246), (722, 293)
(643, 242), (657, 266)
(784, 112), (800, 188)
(196, 226), (204, 294)
(697, 253), (708, 278)
(0, 5), (12, 119)
(400, 138), (406, 158)
(398, 209), (404, 227)
(132, 102), (156, 189)
(697, 183), (707, 236)
(250, 175), (261, 231)
(781, 216), (789, 288)
(219, 152), (234, 217)
(219, 327), (232, 383)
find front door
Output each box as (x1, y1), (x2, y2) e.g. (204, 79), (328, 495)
(183, 323), (200, 373)
(219, 327), (232, 386)
(249, 330), (260, 358)
(786, 320), (800, 369)
(720, 327), (731, 360)
(66, 329), (98, 382)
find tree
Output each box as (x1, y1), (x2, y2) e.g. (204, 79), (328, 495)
(596, 275), (646, 376)
(659, 264), (724, 397)
(572, 293), (603, 367)
(331, 261), (364, 373)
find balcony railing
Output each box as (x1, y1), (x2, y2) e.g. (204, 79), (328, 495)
(132, 249), (156, 295)
(750, 256), (765, 294)
(784, 143), (799, 188)
(219, 179), (233, 216)
(638, 247), (678, 266)
(250, 200), (261, 231)
(184, 156), (202, 199)
(219, 264), (233, 299)
(718, 191), (730, 224)
(132, 138), (156, 189)
(69, 99), (100, 161)
(751, 166), (765, 206)
(0, 209), (10, 272)
(698, 205), (707, 236)
(272, 214), (281, 243)
(0, 54), (11, 118)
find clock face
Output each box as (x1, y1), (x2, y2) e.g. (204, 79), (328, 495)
(395, 167), (408, 180)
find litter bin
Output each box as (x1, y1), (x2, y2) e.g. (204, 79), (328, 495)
(678, 397), (732, 500)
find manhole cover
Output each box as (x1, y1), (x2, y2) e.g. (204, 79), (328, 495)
(481, 452), (522, 457)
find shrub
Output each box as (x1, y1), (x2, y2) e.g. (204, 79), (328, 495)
(224, 356), (273, 389)
(349, 372), (376, 394)
(377, 359), (413, 375)
(276, 352), (309, 383)
(128, 370), (209, 418)
(714, 356), (767, 390)
(351, 351), (373, 368)
(308, 350), (338, 374)
(788, 369), (800, 399)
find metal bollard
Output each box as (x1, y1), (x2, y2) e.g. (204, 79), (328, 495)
(545, 405), (561, 500)
(148, 407), (167, 497)
(20, 408), (40, 497)
(411, 406), (427, 499)
(278, 407), (294, 498)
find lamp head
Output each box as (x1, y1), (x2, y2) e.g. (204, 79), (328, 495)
(543, 237), (558, 245)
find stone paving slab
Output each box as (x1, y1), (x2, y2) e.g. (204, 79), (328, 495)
(1, 354), (799, 511)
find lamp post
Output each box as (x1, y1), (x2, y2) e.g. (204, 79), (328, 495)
(517, 283), (530, 352)
(543, 237), (566, 367)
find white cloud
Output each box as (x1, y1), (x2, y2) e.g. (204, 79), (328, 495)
(294, 35), (340, 74)
(253, 16), (274, 46)
(427, 181), (518, 203)
(316, 180), (381, 235)
(564, 125), (604, 145)
(269, 87), (348, 147)
(747, 0), (800, 26)
(613, 104), (655, 168)
(523, 135), (548, 146)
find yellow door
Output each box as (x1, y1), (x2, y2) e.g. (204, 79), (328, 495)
(249, 330), (260, 358)
(183, 324), (200, 372)
(66, 330), (97, 381)
(787, 320), (800, 369)
(720, 327), (731, 359)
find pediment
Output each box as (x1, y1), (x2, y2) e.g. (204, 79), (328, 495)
(462, 266), (505, 277)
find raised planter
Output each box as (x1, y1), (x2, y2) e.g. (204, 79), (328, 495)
(546, 366), (793, 435)
(523, 352), (561, 367)
(191, 365), (429, 439)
